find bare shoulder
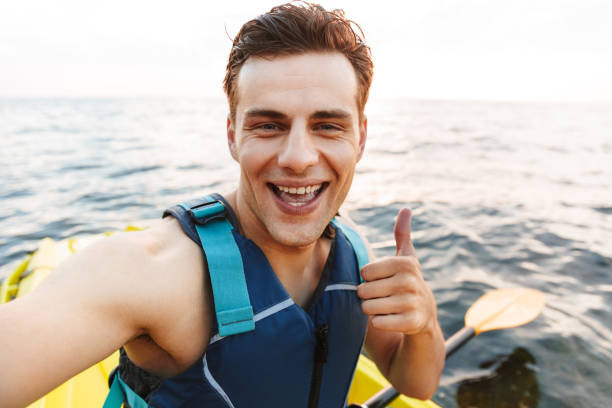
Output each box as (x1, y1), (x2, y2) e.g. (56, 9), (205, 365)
(127, 218), (215, 370)
(39, 216), (212, 357)
(0, 218), (211, 405)
(111, 218), (212, 325)
(104, 217), (206, 300)
(61, 216), (213, 372)
(31, 217), (207, 332)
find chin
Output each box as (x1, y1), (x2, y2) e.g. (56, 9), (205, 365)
(266, 221), (328, 248)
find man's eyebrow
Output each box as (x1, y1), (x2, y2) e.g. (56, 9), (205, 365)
(311, 109), (352, 120)
(243, 109), (287, 119)
(242, 108), (352, 120)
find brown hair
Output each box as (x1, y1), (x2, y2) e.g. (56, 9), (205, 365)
(223, 1), (374, 120)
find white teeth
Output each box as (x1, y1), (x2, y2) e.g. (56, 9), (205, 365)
(276, 184), (322, 195)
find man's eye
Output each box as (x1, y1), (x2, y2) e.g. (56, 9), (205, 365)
(316, 124), (342, 132)
(260, 123), (279, 131)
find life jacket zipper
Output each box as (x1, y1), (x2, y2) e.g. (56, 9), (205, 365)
(308, 324), (329, 408)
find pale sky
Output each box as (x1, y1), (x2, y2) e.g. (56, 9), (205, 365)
(1, 0), (611, 102)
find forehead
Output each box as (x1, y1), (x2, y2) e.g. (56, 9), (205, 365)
(235, 52), (359, 118)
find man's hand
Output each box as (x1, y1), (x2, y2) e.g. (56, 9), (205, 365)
(358, 207), (444, 399)
(358, 207), (436, 335)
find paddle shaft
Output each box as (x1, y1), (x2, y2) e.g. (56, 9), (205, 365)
(445, 326), (476, 359)
(350, 288), (546, 408)
(358, 326), (476, 408)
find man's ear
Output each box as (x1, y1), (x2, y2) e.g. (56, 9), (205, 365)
(227, 115), (239, 162)
(356, 116), (367, 162)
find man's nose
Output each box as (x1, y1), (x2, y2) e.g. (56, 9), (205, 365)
(277, 124), (318, 173)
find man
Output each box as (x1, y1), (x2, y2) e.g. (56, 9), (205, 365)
(0, 3), (444, 407)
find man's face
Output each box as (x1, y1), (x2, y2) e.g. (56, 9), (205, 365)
(227, 52), (367, 248)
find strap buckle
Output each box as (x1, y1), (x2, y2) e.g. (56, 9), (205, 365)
(188, 200), (226, 226)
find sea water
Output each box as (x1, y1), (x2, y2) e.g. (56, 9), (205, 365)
(1, 98), (610, 407)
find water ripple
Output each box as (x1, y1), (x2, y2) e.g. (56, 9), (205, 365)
(108, 165), (163, 178)
(593, 206), (612, 214)
(1, 98), (610, 408)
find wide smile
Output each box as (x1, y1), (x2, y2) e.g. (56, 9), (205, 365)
(267, 182), (329, 214)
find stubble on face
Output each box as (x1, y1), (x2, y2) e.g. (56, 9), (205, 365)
(228, 52), (366, 250)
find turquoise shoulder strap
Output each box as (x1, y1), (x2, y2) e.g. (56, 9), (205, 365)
(102, 196), (255, 407)
(330, 217), (369, 283)
(180, 195), (255, 337)
(103, 371), (148, 408)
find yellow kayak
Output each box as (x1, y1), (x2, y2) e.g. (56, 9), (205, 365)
(0, 232), (441, 408)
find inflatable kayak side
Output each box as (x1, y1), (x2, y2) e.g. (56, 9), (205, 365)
(1, 232), (441, 408)
(1, 236), (122, 408)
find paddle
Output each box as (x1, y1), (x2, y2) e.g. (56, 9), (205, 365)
(350, 287), (546, 408)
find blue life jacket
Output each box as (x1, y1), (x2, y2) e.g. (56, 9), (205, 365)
(105, 194), (370, 408)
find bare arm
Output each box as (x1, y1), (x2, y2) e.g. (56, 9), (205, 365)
(0, 219), (211, 407)
(363, 284), (445, 400)
(340, 208), (445, 399)
(0, 235), (142, 407)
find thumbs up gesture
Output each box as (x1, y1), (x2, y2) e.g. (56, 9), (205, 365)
(357, 208), (437, 335)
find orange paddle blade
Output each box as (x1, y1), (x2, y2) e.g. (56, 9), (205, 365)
(465, 288), (545, 334)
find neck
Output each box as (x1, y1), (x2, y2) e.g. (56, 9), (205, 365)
(225, 190), (331, 306)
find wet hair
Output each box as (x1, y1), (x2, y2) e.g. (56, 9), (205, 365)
(223, 1), (374, 120)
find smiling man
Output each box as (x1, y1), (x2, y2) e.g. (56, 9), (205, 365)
(0, 3), (444, 407)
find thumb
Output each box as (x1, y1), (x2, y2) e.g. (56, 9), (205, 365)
(394, 208), (415, 256)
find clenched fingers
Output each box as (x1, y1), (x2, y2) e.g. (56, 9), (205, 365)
(361, 294), (418, 316)
(371, 312), (427, 334)
(357, 272), (420, 300)
(360, 256), (421, 283)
